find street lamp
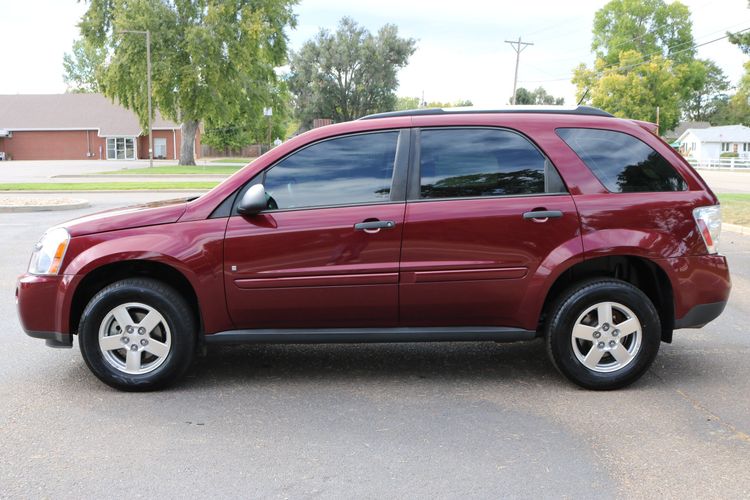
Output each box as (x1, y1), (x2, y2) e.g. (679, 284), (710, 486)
(118, 29), (153, 168)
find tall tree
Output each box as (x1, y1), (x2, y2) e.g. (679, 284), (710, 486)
(63, 38), (106, 93)
(513, 87), (564, 105)
(591, 0), (695, 66)
(202, 83), (292, 152)
(574, 50), (682, 131)
(79, 0), (296, 165)
(681, 59), (730, 121)
(288, 17), (416, 127)
(575, 0), (703, 130)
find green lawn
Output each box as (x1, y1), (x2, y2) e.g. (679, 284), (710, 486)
(0, 182), (219, 191)
(211, 157), (254, 164)
(718, 194), (750, 226)
(97, 165), (243, 175)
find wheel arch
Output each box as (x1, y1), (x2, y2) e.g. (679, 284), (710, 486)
(69, 259), (202, 337)
(539, 255), (675, 343)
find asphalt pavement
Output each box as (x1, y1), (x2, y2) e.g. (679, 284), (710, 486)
(1, 194), (749, 498)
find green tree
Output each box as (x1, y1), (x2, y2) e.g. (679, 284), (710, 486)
(394, 97), (472, 111)
(288, 17), (416, 127)
(395, 96), (421, 110)
(513, 87), (564, 105)
(202, 84), (292, 152)
(79, 0), (296, 165)
(62, 38), (105, 93)
(575, 0), (703, 130)
(681, 59), (730, 121)
(574, 50), (682, 131)
(591, 0), (695, 66)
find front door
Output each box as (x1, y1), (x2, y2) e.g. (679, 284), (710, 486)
(224, 130), (409, 329)
(399, 127), (581, 327)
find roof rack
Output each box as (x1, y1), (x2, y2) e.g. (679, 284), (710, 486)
(359, 105), (614, 120)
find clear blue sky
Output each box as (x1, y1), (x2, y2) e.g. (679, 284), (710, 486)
(1, 0), (748, 106)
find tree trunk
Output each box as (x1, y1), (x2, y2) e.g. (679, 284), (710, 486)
(179, 120), (199, 166)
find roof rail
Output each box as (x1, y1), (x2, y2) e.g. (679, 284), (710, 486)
(359, 105), (614, 120)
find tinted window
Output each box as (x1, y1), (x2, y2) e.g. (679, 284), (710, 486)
(419, 128), (564, 199)
(262, 132), (398, 210)
(556, 128), (687, 192)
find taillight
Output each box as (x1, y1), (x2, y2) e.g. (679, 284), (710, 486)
(693, 205), (721, 254)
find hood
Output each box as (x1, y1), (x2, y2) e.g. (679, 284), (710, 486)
(60, 198), (190, 237)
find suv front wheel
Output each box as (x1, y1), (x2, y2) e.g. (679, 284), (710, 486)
(78, 278), (196, 391)
(546, 279), (661, 390)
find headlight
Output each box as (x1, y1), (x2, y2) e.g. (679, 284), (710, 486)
(28, 227), (71, 275)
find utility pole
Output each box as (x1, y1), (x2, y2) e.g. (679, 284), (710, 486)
(119, 30), (153, 167)
(505, 37), (533, 105)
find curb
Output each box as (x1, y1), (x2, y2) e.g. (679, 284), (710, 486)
(723, 223), (750, 235)
(0, 199), (91, 213)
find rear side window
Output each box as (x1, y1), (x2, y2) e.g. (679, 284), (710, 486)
(418, 128), (566, 199)
(262, 131), (398, 210)
(556, 128), (687, 192)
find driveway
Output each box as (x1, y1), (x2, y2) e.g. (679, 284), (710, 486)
(0, 158), (219, 183)
(1, 193), (749, 497)
(690, 169), (750, 194)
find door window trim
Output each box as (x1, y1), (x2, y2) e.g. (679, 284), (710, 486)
(223, 128), (411, 217)
(406, 126), (567, 203)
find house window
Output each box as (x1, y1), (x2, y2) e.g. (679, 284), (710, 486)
(106, 137), (136, 160)
(721, 142), (730, 152)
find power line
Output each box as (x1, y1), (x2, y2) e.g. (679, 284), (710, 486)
(518, 26), (750, 85)
(505, 37), (534, 105)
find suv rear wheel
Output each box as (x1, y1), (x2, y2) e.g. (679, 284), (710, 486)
(546, 279), (661, 390)
(78, 278), (196, 391)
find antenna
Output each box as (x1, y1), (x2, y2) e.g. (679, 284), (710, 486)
(577, 88), (590, 106)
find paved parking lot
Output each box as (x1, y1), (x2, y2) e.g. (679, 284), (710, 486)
(2, 193), (749, 498)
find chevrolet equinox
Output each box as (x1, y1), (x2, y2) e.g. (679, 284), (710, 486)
(16, 106), (731, 391)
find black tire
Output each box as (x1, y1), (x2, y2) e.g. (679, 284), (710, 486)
(78, 278), (196, 391)
(545, 278), (661, 390)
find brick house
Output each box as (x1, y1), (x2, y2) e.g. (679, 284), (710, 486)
(0, 93), (199, 161)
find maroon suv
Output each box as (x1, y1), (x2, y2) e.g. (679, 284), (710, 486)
(16, 106), (730, 391)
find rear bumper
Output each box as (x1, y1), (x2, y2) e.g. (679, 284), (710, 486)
(661, 254), (731, 330)
(674, 300), (728, 329)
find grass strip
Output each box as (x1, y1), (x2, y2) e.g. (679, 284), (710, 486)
(718, 194), (750, 226)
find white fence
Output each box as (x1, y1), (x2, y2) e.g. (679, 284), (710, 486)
(687, 157), (750, 170)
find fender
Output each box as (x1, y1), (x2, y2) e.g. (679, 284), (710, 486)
(59, 219), (232, 334)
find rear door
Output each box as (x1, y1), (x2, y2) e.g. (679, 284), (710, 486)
(223, 129), (409, 329)
(399, 127), (581, 327)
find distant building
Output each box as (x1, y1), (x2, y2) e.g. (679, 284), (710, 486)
(676, 124), (750, 161)
(663, 120), (710, 144)
(0, 93), (199, 161)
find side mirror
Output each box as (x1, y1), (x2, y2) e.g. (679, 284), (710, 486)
(237, 184), (267, 216)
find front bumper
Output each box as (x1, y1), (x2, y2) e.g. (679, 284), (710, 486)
(16, 273), (74, 348)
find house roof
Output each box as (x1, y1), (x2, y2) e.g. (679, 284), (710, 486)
(677, 124), (750, 144)
(663, 121), (710, 140)
(0, 93), (179, 136)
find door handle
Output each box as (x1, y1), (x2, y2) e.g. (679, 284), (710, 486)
(354, 220), (396, 231)
(522, 210), (563, 220)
